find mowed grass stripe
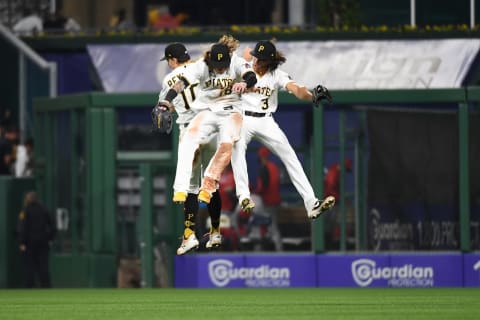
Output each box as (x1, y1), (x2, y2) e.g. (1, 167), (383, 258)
(0, 288), (479, 320)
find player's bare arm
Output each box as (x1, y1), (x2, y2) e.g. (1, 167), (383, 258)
(285, 81), (312, 102)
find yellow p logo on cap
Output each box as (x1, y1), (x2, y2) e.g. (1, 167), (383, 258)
(258, 45), (265, 52)
(217, 53), (223, 61)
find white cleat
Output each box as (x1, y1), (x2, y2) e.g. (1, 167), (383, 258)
(176, 234), (199, 255)
(308, 196), (336, 219)
(205, 231), (222, 249)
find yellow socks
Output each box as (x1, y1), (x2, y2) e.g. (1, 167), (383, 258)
(183, 227), (194, 239)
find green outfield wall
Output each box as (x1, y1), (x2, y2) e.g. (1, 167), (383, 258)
(23, 88), (477, 287)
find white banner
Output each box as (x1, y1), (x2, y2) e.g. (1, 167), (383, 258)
(88, 39), (480, 93)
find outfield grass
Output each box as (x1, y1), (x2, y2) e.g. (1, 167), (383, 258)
(0, 288), (479, 320)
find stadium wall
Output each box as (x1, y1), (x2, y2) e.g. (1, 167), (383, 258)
(175, 253), (480, 288)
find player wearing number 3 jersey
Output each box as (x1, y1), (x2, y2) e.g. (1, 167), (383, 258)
(231, 40), (335, 219)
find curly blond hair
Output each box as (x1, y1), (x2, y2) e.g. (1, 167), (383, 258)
(218, 34), (239, 54)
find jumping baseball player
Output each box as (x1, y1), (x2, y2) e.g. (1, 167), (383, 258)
(231, 40), (335, 220)
(158, 35), (257, 248)
(156, 42), (221, 255)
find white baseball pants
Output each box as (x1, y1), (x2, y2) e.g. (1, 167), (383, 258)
(174, 110), (242, 194)
(231, 114), (317, 210)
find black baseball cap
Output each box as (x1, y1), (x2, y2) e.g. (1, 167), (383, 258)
(160, 43), (190, 61)
(210, 43), (231, 69)
(251, 40), (276, 60)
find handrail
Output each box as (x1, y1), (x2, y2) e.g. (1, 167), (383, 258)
(0, 22), (57, 143)
(0, 23), (50, 69)
(0, 23), (57, 96)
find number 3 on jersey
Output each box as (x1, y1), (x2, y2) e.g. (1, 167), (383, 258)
(261, 97), (269, 110)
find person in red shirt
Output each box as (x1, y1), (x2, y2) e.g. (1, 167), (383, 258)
(219, 164), (236, 213)
(324, 158), (353, 249)
(216, 164), (239, 250)
(324, 158), (352, 200)
(256, 147), (281, 207)
(255, 146), (282, 251)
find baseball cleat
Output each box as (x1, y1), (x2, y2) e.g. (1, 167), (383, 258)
(308, 196), (336, 219)
(206, 231), (222, 249)
(240, 198), (255, 213)
(173, 191), (187, 203)
(198, 190), (211, 204)
(176, 233), (199, 255)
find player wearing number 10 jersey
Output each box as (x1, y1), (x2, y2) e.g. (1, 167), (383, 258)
(231, 40), (336, 220)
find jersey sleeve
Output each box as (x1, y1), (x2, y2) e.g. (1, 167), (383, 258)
(232, 54), (253, 79)
(158, 79), (170, 102)
(277, 69), (294, 90)
(183, 59), (206, 83)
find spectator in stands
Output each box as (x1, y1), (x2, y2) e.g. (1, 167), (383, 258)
(43, 11), (81, 33)
(254, 146), (282, 251)
(12, 8), (43, 36)
(64, 16), (81, 32)
(43, 11), (66, 30)
(215, 164), (239, 251)
(15, 137), (34, 177)
(110, 8), (134, 31)
(0, 126), (18, 175)
(0, 128), (7, 175)
(0, 109), (13, 129)
(219, 164), (237, 214)
(0, 110), (12, 174)
(324, 158), (354, 250)
(148, 4), (188, 29)
(324, 158), (352, 201)
(17, 191), (56, 288)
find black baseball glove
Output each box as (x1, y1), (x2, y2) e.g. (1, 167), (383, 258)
(312, 84), (333, 107)
(151, 101), (173, 134)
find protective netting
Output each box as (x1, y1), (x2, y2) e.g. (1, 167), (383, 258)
(367, 110), (480, 250)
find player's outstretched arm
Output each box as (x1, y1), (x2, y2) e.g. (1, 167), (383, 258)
(286, 81), (332, 107)
(285, 81), (313, 102)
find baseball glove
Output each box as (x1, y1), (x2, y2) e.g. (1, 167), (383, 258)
(151, 101), (173, 134)
(312, 84), (333, 107)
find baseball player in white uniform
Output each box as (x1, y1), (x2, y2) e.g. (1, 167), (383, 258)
(159, 36), (257, 248)
(231, 40), (335, 220)
(157, 43), (221, 255)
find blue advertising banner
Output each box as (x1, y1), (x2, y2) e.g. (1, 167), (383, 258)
(198, 255), (246, 288)
(244, 254), (317, 288)
(175, 254), (245, 288)
(176, 253), (472, 288)
(317, 253), (463, 287)
(175, 254), (316, 288)
(175, 255), (198, 288)
(317, 254), (390, 287)
(463, 254), (480, 287)
(389, 254), (462, 287)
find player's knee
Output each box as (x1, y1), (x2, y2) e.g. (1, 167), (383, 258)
(218, 143), (233, 158)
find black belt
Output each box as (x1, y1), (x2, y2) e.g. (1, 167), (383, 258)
(245, 111), (270, 117)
